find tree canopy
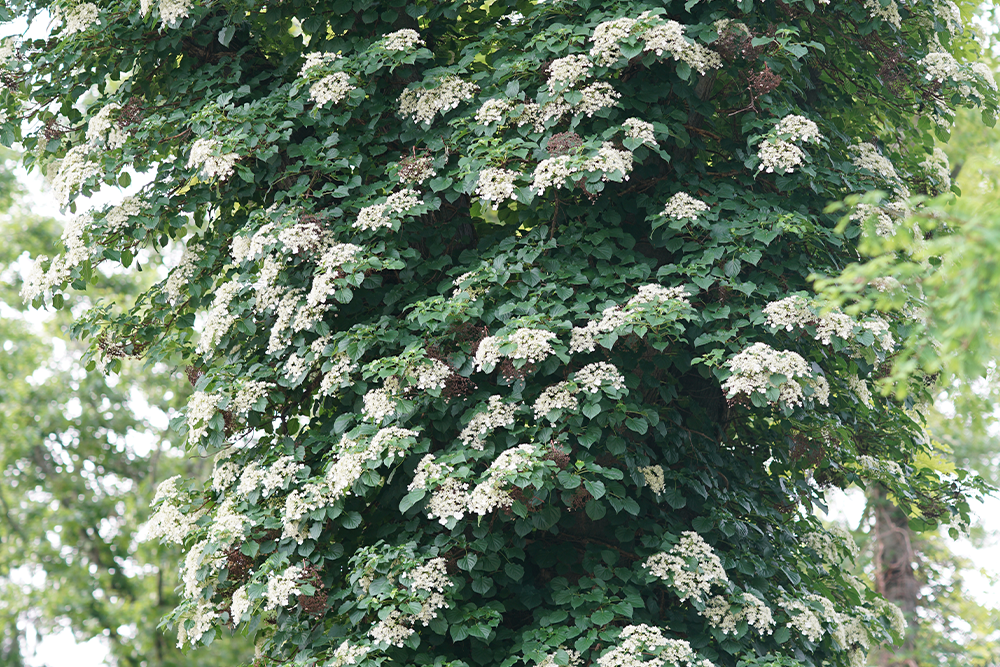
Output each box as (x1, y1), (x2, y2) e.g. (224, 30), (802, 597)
(2, 0), (998, 665)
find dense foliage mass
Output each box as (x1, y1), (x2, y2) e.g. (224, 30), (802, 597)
(2, 0), (997, 665)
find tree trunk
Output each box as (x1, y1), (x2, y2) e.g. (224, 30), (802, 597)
(871, 483), (920, 667)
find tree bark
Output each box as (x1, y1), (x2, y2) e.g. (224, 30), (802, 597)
(871, 483), (920, 667)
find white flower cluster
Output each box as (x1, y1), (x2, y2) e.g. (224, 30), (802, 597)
(310, 72), (355, 106)
(211, 457), (238, 493)
(742, 593), (776, 634)
(85, 103), (127, 149)
(847, 374), (873, 406)
(530, 142), (633, 194)
(397, 156), (435, 184)
(51, 145), (101, 207)
(145, 503), (199, 544)
(197, 279), (242, 354)
(972, 62), (998, 90)
(329, 641), (370, 667)
(320, 355), (357, 395)
(639, 465), (665, 494)
(570, 284), (690, 353)
(803, 525), (860, 564)
(58, 2), (100, 34)
(920, 146), (951, 190)
(538, 649), (582, 667)
(174, 599), (216, 648)
(409, 454), (454, 491)
(476, 167), (520, 206)
(863, 0), (901, 28)
(265, 565), (303, 610)
(298, 51), (339, 76)
(370, 609), (413, 647)
(757, 139), (805, 175)
(855, 455), (905, 483)
(701, 596), (740, 634)
(850, 142), (908, 197)
(414, 359), (452, 391)
(399, 76), (479, 125)
(20, 214), (96, 301)
(380, 29), (424, 52)
(576, 82), (621, 117)
(533, 381), (579, 420)
(774, 115), (823, 144)
(230, 586), (250, 623)
(459, 396), (518, 449)
(763, 295), (856, 345)
(475, 98), (512, 125)
(103, 196), (149, 233)
(143, 0), (194, 27)
(0, 38), (16, 65)
(784, 598), (824, 642)
(405, 557), (452, 625)
(623, 118), (658, 147)
(354, 189), (422, 231)
(363, 385), (398, 422)
(466, 444), (537, 516)
(474, 327), (557, 371)
(722, 343), (828, 408)
(590, 13), (722, 74)
(643, 531), (729, 602)
(851, 203), (897, 238)
(281, 428), (418, 540)
(575, 361), (626, 393)
(187, 138), (239, 181)
(597, 625), (711, 667)
(547, 54), (593, 86)
(207, 497), (247, 545)
(661, 192), (709, 221)
(186, 391), (222, 443)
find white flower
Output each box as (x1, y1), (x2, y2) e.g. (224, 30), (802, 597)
(51, 145), (101, 207)
(643, 531), (729, 601)
(230, 586), (250, 623)
(369, 609), (414, 647)
(722, 343), (816, 408)
(398, 76), (479, 125)
(641, 20), (723, 75)
(784, 598), (825, 642)
(363, 387), (398, 422)
(187, 137), (239, 181)
(265, 565), (303, 610)
(575, 362), (626, 393)
(186, 391), (222, 443)
(103, 196), (149, 233)
(475, 168), (519, 206)
(576, 82), (621, 117)
(533, 381), (579, 420)
(380, 29), (424, 51)
(639, 465), (665, 494)
(623, 118), (658, 146)
(459, 396), (518, 449)
(58, 3), (100, 34)
(466, 445), (536, 516)
(310, 72), (355, 106)
(920, 146), (951, 190)
(548, 54), (593, 87)
(475, 98), (512, 125)
(414, 359), (451, 391)
(757, 138), (805, 175)
(590, 17), (637, 65)
(661, 192), (709, 220)
(774, 115), (823, 143)
(298, 51), (340, 76)
(864, 0), (901, 28)
(156, 0), (194, 26)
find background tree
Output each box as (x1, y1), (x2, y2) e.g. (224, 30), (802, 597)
(0, 160), (252, 665)
(1, 1), (997, 667)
